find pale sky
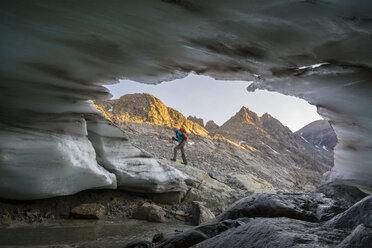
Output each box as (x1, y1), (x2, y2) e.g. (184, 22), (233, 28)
(105, 73), (321, 132)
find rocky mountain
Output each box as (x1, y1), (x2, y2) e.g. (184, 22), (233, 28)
(295, 120), (337, 151)
(215, 107), (334, 171)
(95, 93), (208, 137)
(205, 120), (220, 132)
(95, 93), (334, 192)
(187, 116), (205, 128)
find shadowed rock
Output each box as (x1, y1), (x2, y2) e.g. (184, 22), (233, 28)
(193, 218), (349, 248)
(325, 196), (372, 229)
(216, 193), (339, 223)
(336, 224), (372, 248)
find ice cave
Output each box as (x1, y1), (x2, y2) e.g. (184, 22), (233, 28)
(0, 0), (371, 200)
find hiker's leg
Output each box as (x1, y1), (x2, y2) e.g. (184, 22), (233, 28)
(180, 143), (187, 164)
(173, 144), (180, 160)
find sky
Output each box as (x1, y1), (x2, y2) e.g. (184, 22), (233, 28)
(105, 73), (321, 132)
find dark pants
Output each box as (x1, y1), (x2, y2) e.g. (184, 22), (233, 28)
(173, 141), (187, 164)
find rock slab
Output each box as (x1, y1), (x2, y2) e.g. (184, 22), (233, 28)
(133, 203), (166, 223)
(71, 203), (106, 219)
(191, 201), (215, 225)
(325, 196), (372, 229)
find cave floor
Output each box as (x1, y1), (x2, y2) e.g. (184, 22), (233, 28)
(0, 218), (191, 247)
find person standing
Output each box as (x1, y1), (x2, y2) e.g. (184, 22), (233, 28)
(171, 127), (188, 165)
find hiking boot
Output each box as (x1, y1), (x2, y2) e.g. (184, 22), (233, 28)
(170, 158), (176, 161)
(181, 162), (188, 165)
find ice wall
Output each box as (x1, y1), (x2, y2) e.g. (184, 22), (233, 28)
(0, 0), (371, 198)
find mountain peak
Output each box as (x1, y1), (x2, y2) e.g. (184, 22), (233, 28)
(235, 106), (261, 124)
(96, 93), (209, 136)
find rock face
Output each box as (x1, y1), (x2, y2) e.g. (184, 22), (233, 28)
(163, 159), (240, 210)
(295, 120), (337, 151)
(336, 224), (372, 248)
(217, 107), (333, 172)
(205, 121), (219, 132)
(187, 116), (205, 128)
(325, 196), (372, 229)
(70, 203), (106, 219)
(96, 93), (208, 137)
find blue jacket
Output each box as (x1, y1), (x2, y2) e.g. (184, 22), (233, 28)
(176, 131), (185, 143)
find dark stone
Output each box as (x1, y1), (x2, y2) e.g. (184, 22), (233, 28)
(336, 224), (372, 248)
(195, 218), (250, 238)
(191, 201), (215, 225)
(316, 183), (368, 211)
(216, 193), (338, 223)
(325, 196), (372, 229)
(152, 233), (165, 243)
(208, 171), (226, 183)
(125, 239), (152, 248)
(193, 218), (349, 248)
(155, 230), (208, 248)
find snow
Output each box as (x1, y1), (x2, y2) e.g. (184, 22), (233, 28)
(261, 141), (280, 155)
(298, 63), (329, 70)
(300, 136), (310, 144)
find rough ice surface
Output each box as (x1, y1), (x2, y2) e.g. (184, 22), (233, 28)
(0, 120), (117, 200)
(86, 114), (188, 193)
(0, 0), (372, 198)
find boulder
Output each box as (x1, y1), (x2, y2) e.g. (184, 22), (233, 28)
(216, 192), (338, 223)
(71, 203), (106, 219)
(192, 218), (349, 248)
(325, 196), (372, 229)
(155, 230), (208, 248)
(152, 232), (166, 243)
(125, 239), (152, 248)
(208, 171), (226, 183)
(316, 183), (368, 211)
(162, 159), (239, 210)
(152, 191), (185, 205)
(336, 224), (372, 248)
(191, 201), (215, 225)
(226, 174), (274, 193)
(133, 203), (166, 223)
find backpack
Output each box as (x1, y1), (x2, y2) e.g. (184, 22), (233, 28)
(180, 127), (189, 141)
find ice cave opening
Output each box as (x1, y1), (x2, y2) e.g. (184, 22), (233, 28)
(0, 0), (371, 201)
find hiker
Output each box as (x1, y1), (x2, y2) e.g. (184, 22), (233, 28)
(171, 127), (188, 165)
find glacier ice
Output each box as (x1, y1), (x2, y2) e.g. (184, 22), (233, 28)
(0, 0), (372, 198)
(86, 114), (188, 193)
(0, 120), (117, 200)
